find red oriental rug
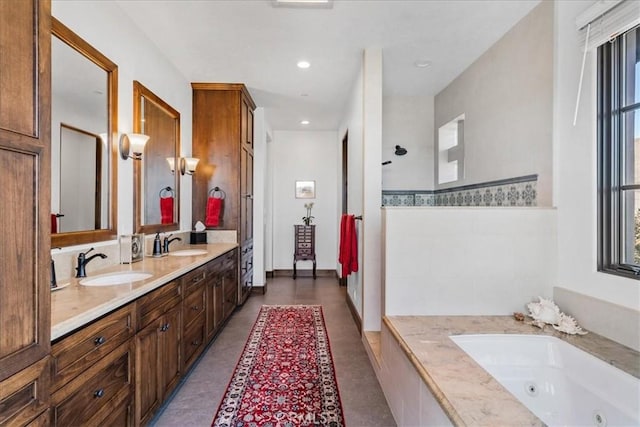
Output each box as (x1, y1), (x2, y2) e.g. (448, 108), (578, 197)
(212, 305), (345, 427)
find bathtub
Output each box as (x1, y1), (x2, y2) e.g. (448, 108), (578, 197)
(450, 334), (640, 427)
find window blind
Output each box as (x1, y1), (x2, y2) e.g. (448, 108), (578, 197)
(576, 0), (640, 50)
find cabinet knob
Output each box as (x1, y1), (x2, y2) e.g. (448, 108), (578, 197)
(94, 389), (105, 398)
(191, 305), (200, 311)
(160, 323), (170, 332)
(94, 336), (106, 346)
(192, 340), (200, 346)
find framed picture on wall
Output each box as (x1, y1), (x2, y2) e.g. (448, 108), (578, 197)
(295, 180), (315, 199)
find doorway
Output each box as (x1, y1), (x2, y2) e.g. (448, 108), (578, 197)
(340, 131), (348, 286)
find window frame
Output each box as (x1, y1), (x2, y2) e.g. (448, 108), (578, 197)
(597, 25), (640, 279)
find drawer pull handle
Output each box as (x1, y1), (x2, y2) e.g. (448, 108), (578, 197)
(191, 305), (200, 311)
(160, 323), (170, 332)
(241, 267), (247, 273)
(94, 389), (105, 398)
(192, 340), (200, 346)
(94, 336), (106, 346)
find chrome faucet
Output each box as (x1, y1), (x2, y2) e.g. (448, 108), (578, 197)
(163, 234), (182, 253)
(75, 248), (107, 278)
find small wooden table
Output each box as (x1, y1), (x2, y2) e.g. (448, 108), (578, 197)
(293, 225), (316, 279)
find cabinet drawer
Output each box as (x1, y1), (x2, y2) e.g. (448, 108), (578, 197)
(183, 286), (205, 329)
(51, 304), (135, 392)
(0, 357), (49, 427)
(183, 318), (205, 371)
(51, 342), (133, 427)
(137, 281), (181, 331)
(181, 266), (206, 294)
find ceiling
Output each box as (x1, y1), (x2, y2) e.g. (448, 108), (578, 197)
(116, 0), (541, 131)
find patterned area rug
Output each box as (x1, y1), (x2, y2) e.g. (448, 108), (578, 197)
(212, 305), (345, 427)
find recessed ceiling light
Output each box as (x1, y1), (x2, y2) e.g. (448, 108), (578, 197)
(414, 60), (432, 68)
(273, 0), (333, 8)
(297, 61), (311, 69)
(300, 120), (310, 125)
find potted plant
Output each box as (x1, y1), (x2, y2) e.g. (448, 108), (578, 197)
(302, 202), (314, 226)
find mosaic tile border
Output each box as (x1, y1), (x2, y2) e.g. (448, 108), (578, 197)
(382, 175), (537, 207)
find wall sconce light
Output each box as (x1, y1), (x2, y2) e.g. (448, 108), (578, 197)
(181, 157), (200, 175)
(119, 133), (149, 160)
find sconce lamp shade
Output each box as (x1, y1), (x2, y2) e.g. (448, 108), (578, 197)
(166, 157), (176, 173)
(120, 133), (149, 160)
(183, 157), (200, 175)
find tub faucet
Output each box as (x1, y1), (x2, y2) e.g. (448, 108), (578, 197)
(75, 248), (108, 278)
(163, 234), (182, 253)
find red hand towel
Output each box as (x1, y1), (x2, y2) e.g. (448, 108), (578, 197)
(339, 214), (358, 277)
(205, 196), (223, 227)
(51, 213), (58, 234)
(160, 197), (174, 224)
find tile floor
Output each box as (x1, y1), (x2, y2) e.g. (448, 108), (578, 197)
(152, 276), (396, 427)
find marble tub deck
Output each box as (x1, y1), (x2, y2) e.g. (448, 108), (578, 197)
(384, 315), (640, 426)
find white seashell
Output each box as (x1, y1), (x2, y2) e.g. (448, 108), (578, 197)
(527, 296), (561, 325)
(552, 313), (588, 335)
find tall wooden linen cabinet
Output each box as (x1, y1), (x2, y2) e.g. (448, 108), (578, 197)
(0, 0), (52, 425)
(192, 83), (255, 305)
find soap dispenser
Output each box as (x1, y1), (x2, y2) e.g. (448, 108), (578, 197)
(152, 233), (163, 257)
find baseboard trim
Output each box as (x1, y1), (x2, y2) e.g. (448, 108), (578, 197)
(251, 283), (267, 294)
(345, 293), (362, 334)
(273, 269), (338, 278)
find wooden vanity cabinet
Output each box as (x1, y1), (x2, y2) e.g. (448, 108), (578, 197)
(50, 341), (134, 426)
(192, 84), (255, 305)
(204, 248), (238, 341)
(181, 266), (207, 372)
(49, 304), (136, 426)
(0, 0), (52, 424)
(135, 281), (182, 426)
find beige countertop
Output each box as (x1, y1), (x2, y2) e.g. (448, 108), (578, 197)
(384, 315), (640, 426)
(51, 243), (237, 341)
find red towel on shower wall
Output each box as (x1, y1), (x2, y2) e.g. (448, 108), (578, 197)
(205, 196), (223, 227)
(339, 214), (358, 277)
(160, 197), (174, 224)
(51, 214), (58, 234)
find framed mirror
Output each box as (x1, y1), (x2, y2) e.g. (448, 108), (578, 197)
(51, 18), (118, 247)
(133, 81), (180, 233)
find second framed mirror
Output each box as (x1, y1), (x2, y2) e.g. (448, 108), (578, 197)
(133, 80), (180, 233)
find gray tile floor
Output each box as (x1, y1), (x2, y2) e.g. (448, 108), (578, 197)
(152, 276), (396, 427)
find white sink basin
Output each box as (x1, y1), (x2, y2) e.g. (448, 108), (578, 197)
(80, 272), (152, 287)
(168, 249), (208, 257)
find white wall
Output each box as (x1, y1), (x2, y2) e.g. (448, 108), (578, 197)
(553, 1), (640, 333)
(272, 131), (338, 271)
(252, 108), (270, 287)
(52, 1), (193, 236)
(383, 207), (557, 316)
(434, 1), (553, 206)
(382, 95), (434, 190)
(338, 64), (365, 316)
(362, 48), (384, 332)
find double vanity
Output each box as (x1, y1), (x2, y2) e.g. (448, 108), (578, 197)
(50, 243), (238, 426)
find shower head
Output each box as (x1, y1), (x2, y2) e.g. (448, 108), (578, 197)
(395, 145), (407, 156)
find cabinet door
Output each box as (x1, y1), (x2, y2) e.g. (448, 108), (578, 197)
(135, 320), (161, 426)
(240, 147), (247, 244)
(246, 151), (253, 242)
(160, 305), (181, 399)
(0, 0), (51, 383)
